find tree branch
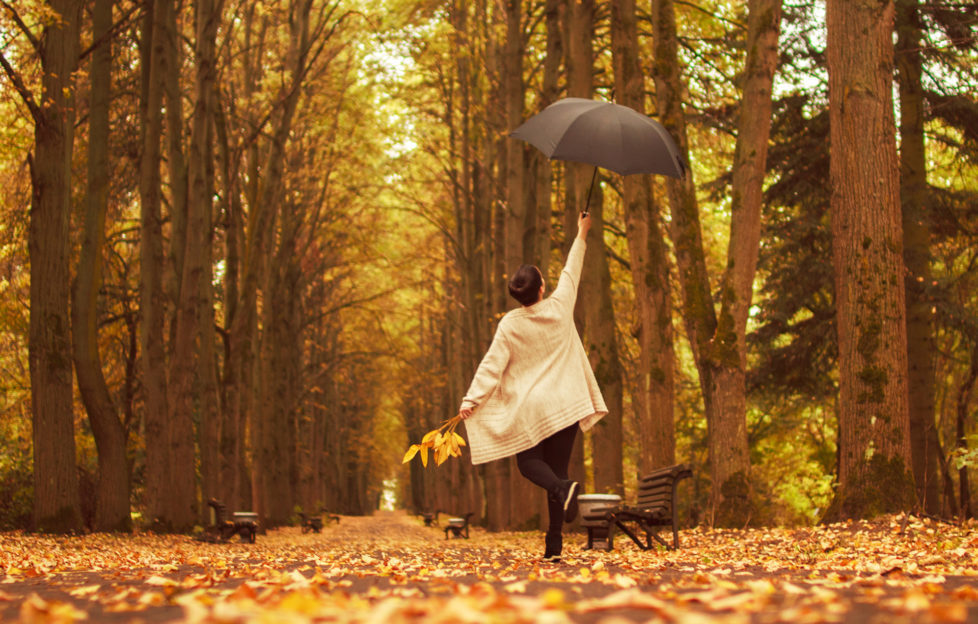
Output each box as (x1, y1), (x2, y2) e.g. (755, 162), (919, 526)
(0, 1), (41, 51)
(0, 50), (39, 121)
(78, 1), (141, 61)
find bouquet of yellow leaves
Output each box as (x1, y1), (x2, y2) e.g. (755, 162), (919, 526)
(402, 414), (466, 467)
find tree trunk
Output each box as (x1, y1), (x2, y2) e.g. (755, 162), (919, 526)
(167, 0), (224, 529)
(503, 0), (526, 276)
(139, 0), (173, 527)
(164, 0), (188, 292)
(651, 0), (722, 518)
(955, 343), (977, 519)
(710, 0), (782, 527)
(562, 0), (625, 496)
(258, 201), (304, 526)
(611, 0), (676, 475)
(824, 0), (916, 521)
(527, 0), (561, 270)
(29, 0), (83, 533)
(72, 0), (131, 532)
(245, 0), (312, 523)
(198, 123), (223, 521)
(213, 88), (244, 510)
(896, 0), (941, 515)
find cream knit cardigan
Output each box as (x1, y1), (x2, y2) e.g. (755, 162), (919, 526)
(460, 237), (608, 465)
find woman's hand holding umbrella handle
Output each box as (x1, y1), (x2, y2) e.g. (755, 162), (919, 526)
(577, 212), (592, 240)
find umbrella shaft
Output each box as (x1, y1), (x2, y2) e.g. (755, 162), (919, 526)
(584, 167), (597, 216)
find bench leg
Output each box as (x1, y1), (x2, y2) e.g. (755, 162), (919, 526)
(585, 523), (615, 551)
(614, 519), (651, 551)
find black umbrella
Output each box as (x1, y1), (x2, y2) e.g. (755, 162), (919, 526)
(510, 97), (685, 213)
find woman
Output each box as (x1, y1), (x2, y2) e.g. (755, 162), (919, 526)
(459, 212), (607, 562)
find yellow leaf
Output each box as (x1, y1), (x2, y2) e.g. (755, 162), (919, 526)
(541, 587), (566, 608)
(420, 446), (428, 467)
(68, 585), (101, 598)
(422, 430), (438, 444)
(402, 445), (419, 464)
(453, 432), (466, 447)
(435, 445), (449, 466)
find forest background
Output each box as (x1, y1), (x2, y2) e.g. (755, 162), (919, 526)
(0, 0), (975, 535)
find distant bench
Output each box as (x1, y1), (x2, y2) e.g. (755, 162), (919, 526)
(581, 463), (692, 551)
(444, 512), (474, 539)
(203, 499), (258, 543)
(299, 511), (340, 533)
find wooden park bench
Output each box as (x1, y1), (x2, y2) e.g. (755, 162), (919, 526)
(581, 463), (692, 551)
(202, 499), (258, 543)
(444, 512), (474, 539)
(300, 510), (341, 532)
(299, 511), (323, 533)
(419, 510), (440, 527)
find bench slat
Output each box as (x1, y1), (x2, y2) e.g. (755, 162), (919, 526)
(637, 486), (673, 499)
(637, 491), (672, 501)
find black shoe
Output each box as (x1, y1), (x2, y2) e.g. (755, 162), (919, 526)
(562, 480), (579, 523)
(542, 554), (561, 563)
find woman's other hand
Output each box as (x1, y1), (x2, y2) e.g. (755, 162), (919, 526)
(577, 212), (591, 240)
(459, 407), (473, 420)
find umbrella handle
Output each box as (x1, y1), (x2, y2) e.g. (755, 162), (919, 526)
(583, 166), (597, 216)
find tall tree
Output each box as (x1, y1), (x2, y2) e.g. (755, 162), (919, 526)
(167, 0), (225, 529)
(526, 0), (561, 270)
(0, 0), (85, 532)
(248, 0), (351, 525)
(895, 0), (940, 514)
(139, 0), (174, 527)
(72, 0), (131, 531)
(824, 0), (916, 520)
(562, 0), (625, 496)
(610, 0), (676, 474)
(651, 0), (781, 526)
(651, 0), (721, 522)
(709, 0), (783, 526)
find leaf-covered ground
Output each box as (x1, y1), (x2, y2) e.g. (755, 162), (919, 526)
(1, 511), (977, 623)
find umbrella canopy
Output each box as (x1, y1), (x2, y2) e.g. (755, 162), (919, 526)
(510, 97), (685, 178)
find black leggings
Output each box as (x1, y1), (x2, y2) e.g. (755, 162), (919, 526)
(516, 422), (578, 543)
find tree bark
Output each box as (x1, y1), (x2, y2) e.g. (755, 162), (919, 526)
(245, 0), (316, 523)
(710, 0), (782, 527)
(824, 0), (916, 521)
(140, 0), (173, 527)
(72, 0), (131, 532)
(29, 0), (83, 533)
(611, 0), (676, 475)
(896, 0), (941, 515)
(651, 0), (721, 517)
(164, 0), (188, 292)
(198, 121), (223, 521)
(563, 0), (624, 495)
(213, 77), (245, 511)
(527, 0), (561, 270)
(504, 0), (527, 275)
(166, 0), (224, 529)
(954, 343), (977, 519)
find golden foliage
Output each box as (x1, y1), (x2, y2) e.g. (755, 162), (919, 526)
(402, 414), (466, 467)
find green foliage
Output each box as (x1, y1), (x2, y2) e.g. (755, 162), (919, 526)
(952, 435), (978, 471)
(0, 417), (32, 530)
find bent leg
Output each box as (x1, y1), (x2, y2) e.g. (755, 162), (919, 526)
(541, 423), (578, 480)
(518, 423), (580, 558)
